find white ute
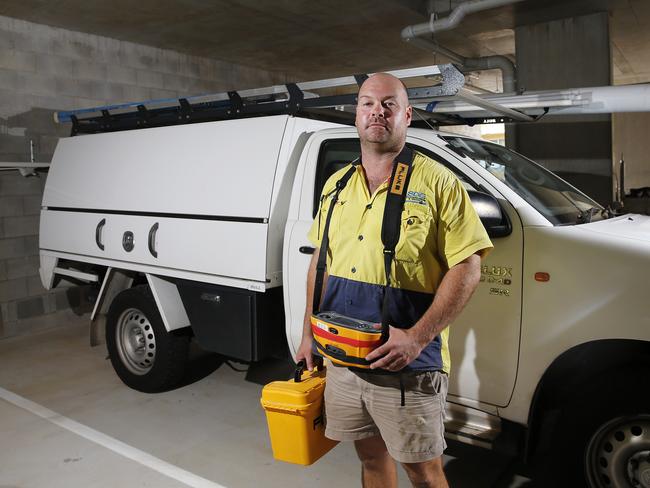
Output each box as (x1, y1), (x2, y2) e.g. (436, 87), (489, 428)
(40, 70), (650, 487)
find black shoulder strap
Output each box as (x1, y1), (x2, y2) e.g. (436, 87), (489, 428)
(380, 146), (415, 340)
(313, 161), (359, 313)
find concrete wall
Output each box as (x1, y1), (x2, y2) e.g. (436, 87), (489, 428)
(0, 15), (286, 338)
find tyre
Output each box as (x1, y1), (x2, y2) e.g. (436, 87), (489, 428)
(585, 415), (650, 488)
(543, 369), (650, 488)
(106, 285), (189, 393)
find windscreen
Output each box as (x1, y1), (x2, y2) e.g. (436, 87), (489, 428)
(441, 136), (606, 225)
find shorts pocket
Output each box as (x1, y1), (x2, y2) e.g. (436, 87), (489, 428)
(408, 371), (442, 396)
(419, 371), (444, 396)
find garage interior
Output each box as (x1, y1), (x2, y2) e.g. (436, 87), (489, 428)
(0, 0), (649, 486)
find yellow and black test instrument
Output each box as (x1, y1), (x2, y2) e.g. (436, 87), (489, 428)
(311, 147), (415, 369)
(311, 312), (383, 368)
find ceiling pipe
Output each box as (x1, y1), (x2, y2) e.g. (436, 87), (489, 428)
(401, 0), (525, 93)
(407, 37), (466, 64)
(403, 0), (527, 37)
(464, 55), (516, 93)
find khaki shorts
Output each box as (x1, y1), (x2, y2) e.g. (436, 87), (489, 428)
(324, 361), (448, 463)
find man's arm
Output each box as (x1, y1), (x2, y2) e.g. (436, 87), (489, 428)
(365, 253), (482, 371)
(295, 249), (323, 371)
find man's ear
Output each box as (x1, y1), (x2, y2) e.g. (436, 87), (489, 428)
(406, 105), (413, 126)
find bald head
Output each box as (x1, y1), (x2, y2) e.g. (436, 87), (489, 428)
(359, 73), (409, 105)
(355, 72), (412, 152)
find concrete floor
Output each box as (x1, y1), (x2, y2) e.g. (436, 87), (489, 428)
(0, 313), (535, 487)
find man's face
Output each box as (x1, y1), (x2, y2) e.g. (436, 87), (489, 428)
(355, 74), (412, 150)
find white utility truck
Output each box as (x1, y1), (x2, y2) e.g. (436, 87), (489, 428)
(40, 65), (649, 487)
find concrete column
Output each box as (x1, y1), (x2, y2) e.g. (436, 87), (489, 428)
(613, 112), (650, 214)
(506, 11), (613, 206)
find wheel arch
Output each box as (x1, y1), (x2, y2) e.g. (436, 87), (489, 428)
(144, 274), (191, 332)
(525, 339), (650, 461)
(90, 268), (135, 346)
(90, 270), (190, 345)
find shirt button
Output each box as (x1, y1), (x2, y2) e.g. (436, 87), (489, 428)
(358, 235), (364, 241)
(346, 299), (353, 305)
(351, 267), (356, 273)
(366, 204), (372, 210)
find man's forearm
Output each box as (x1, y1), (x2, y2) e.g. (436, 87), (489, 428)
(410, 254), (482, 346)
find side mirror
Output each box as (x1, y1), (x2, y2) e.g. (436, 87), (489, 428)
(467, 190), (512, 238)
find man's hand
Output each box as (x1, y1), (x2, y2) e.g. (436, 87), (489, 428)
(365, 326), (428, 372)
(365, 253), (482, 372)
(296, 334), (315, 371)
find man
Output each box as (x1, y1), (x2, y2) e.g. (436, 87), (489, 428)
(297, 73), (492, 487)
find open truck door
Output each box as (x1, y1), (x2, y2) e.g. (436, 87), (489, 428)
(283, 131), (361, 359)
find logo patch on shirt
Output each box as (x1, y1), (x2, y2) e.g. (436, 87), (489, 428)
(406, 191), (427, 206)
(390, 163), (409, 195)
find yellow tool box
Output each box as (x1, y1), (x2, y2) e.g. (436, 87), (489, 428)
(260, 361), (338, 465)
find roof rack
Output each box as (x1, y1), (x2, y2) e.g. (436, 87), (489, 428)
(56, 63), (541, 136)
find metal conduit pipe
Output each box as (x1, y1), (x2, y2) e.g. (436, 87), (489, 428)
(401, 0), (524, 94)
(401, 0), (526, 38)
(463, 55), (516, 93)
(407, 37), (466, 65)
(430, 0), (526, 34)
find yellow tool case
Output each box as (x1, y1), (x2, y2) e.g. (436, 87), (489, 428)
(260, 361), (338, 465)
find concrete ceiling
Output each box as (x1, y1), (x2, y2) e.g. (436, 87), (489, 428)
(1, 0), (648, 85)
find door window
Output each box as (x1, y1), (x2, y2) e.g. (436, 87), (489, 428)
(313, 139), (361, 217)
(313, 138), (484, 217)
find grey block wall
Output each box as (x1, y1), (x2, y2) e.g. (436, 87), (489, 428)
(0, 15), (287, 339)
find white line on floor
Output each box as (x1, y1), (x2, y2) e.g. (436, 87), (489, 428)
(0, 386), (226, 488)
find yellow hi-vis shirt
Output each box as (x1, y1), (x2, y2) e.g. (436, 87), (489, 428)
(308, 150), (493, 373)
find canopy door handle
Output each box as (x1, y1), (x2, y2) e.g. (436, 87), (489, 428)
(148, 222), (159, 258)
(95, 218), (106, 250)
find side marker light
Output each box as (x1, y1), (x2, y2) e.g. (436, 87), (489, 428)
(535, 272), (550, 282)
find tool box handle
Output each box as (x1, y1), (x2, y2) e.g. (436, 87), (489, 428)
(294, 358), (324, 383)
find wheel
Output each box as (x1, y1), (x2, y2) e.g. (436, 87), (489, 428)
(541, 369), (650, 488)
(106, 285), (189, 393)
(585, 415), (650, 488)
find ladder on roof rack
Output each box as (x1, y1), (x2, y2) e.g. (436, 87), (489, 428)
(55, 63), (538, 136)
